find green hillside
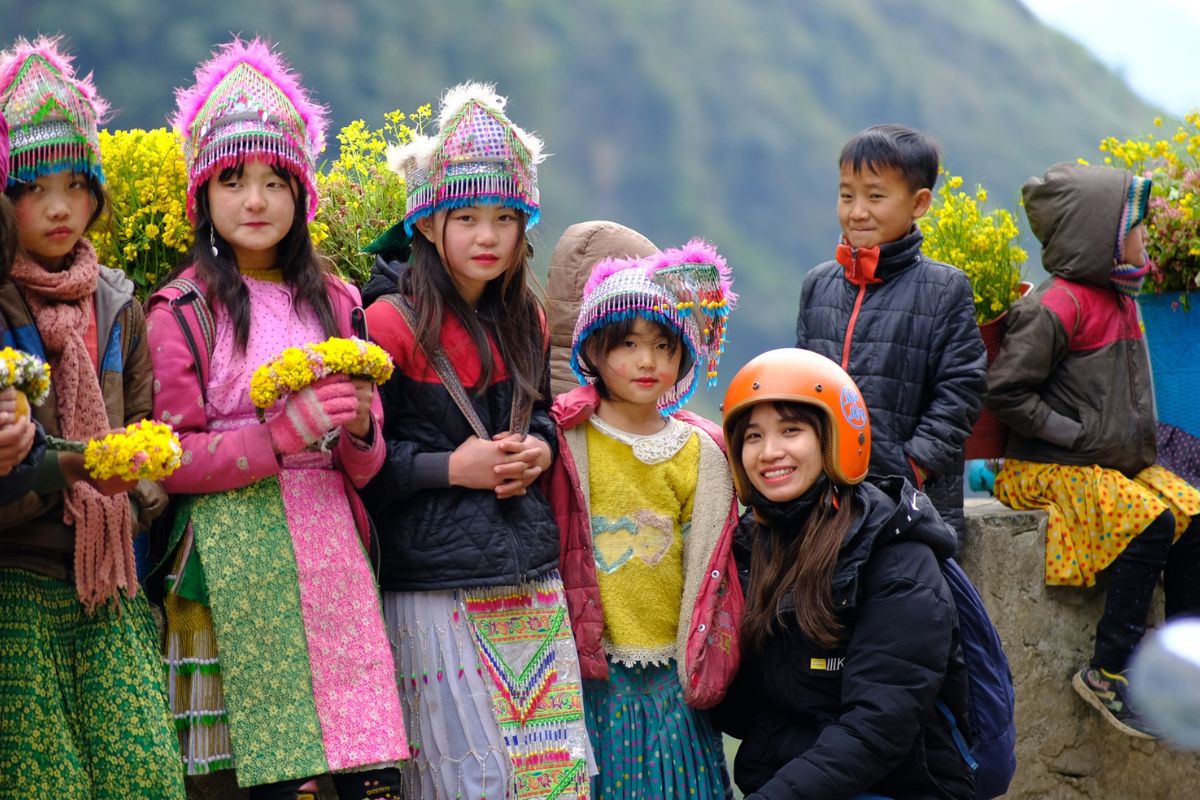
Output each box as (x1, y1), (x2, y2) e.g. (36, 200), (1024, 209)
(4, 0), (1160, 407)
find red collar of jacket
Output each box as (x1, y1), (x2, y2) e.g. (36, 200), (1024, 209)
(836, 240), (884, 286)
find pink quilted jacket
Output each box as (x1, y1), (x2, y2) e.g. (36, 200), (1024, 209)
(145, 267), (384, 545)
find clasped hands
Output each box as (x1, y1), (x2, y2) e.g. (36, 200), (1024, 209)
(449, 431), (552, 499)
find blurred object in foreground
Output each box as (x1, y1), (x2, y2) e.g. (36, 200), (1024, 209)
(1130, 618), (1200, 749)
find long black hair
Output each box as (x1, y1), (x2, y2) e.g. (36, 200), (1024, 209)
(402, 211), (546, 399)
(171, 162), (337, 351)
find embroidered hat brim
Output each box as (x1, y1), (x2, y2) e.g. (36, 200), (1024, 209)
(172, 38), (327, 222)
(0, 37), (108, 187)
(386, 81), (544, 236)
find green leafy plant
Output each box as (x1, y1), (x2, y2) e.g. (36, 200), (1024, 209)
(310, 104), (432, 286)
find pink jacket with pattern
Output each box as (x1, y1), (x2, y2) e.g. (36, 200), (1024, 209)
(145, 268), (384, 540)
(544, 383), (744, 709)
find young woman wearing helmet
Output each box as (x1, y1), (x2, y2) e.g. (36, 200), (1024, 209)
(716, 348), (975, 800)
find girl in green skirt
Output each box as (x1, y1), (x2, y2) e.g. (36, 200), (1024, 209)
(0, 36), (184, 799)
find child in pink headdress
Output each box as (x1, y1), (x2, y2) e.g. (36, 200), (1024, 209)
(361, 81), (593, 800)
(0, 36), (185, 798)
(144, 38), (406, 798)
(544, 241), (741, 798)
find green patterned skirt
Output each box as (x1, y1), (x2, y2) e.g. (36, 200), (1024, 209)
(0, 567), (185, 799)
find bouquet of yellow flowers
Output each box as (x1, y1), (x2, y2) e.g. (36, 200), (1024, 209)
(0, 348), (51, 415)
(1098, 113), (1200, 304)
(92, 129), (192, 299)
(250, 337), (394, 413)
(919, 172), (1028, 324)
(78, 420), (184, 482)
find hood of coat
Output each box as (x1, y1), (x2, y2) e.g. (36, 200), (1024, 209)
(1023, 162), (1130, 288)
(547, 221), (658, 397)
(830, 476), (957, 607)
(362, 255), (405, 307)
(550, 383), (602, 430)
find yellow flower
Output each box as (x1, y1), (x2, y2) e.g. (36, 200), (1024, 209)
(919, 171), (1026, 324)
(82, 420), (183, 481)
(0, 348), (51, 405)
(250, 337), (395, 410)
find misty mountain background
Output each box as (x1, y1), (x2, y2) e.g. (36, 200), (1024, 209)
(5, 0), (1160, 415)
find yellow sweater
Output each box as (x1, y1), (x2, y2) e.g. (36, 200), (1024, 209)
(586, 419), (698, 666)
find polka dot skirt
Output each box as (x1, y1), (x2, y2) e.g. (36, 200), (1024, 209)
(994, 458), (1200, 586)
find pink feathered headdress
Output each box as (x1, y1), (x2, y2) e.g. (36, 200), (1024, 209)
(571, 238), (736, 414)
(0, 112), (9, 189)
(172, 37), (327, 222)
(0, 35), (109, 187)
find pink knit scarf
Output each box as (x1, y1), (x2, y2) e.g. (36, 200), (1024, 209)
(11, 240), (136, 610)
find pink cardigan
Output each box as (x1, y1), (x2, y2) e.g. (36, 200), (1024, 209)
(145, 268), (384, 532)
(543, 383), (744, 709)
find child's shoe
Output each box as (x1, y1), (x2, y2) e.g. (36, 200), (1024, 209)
(1072, 666), (1157, 740)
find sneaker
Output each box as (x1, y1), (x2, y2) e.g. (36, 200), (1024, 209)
(1072, 666), (1157, 740)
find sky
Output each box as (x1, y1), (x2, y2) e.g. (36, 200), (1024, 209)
(1020, 0), (1200, 115)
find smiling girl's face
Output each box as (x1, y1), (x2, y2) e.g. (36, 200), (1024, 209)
(739, 402), (825, 502)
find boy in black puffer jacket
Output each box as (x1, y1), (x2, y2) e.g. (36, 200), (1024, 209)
(795, 125), (986, 536)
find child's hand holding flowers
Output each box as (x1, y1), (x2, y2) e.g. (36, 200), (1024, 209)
(250, 337), (393, 414)
(266, 375), (360, 456)
(50, 420), (185, 494)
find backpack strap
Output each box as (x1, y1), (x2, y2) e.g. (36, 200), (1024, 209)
(936, 700), (980, 772)
(162, 277), (215, 404)
(382, 294), (489, 439)
(380, 294), (531, 438)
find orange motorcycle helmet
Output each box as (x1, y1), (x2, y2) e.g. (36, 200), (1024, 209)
(722, 348), (871, 502)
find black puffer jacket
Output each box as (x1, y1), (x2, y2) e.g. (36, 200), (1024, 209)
(718, 478), (975, 800)
(360, 278), (559, 592)
(795, 228), (986, 534)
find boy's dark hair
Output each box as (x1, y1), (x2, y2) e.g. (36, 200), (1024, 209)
(577, 316), (695, 399)
(839, 124), (940, 193)
(168, 161), (338, 352)
(0, 196), (15, 281)
(5, 172), (109, 230)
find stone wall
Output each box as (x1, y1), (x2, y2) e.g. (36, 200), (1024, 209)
(960, 500), (1200, 799)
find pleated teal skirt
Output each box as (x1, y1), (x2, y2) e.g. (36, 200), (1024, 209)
(583, 659), (729, 798)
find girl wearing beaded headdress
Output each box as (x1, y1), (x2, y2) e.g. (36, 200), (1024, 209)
(541, 241), (741, 797)
(143, 38), (406, 799)
(0, 36), (185, 798)
(360, 81), (593, 800)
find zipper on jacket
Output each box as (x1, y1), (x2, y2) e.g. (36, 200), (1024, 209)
(841, 248), (868, 370)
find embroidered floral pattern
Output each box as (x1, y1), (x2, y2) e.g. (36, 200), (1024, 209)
(0, 569), (185, 798)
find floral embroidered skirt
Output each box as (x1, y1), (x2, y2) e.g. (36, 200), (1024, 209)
(163, 472), (407, 787)
(383, 572), (594, 800)
(0, 568), (185, 799)
(584, 659), (729, 799)
(994, 459), (1200, 586)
